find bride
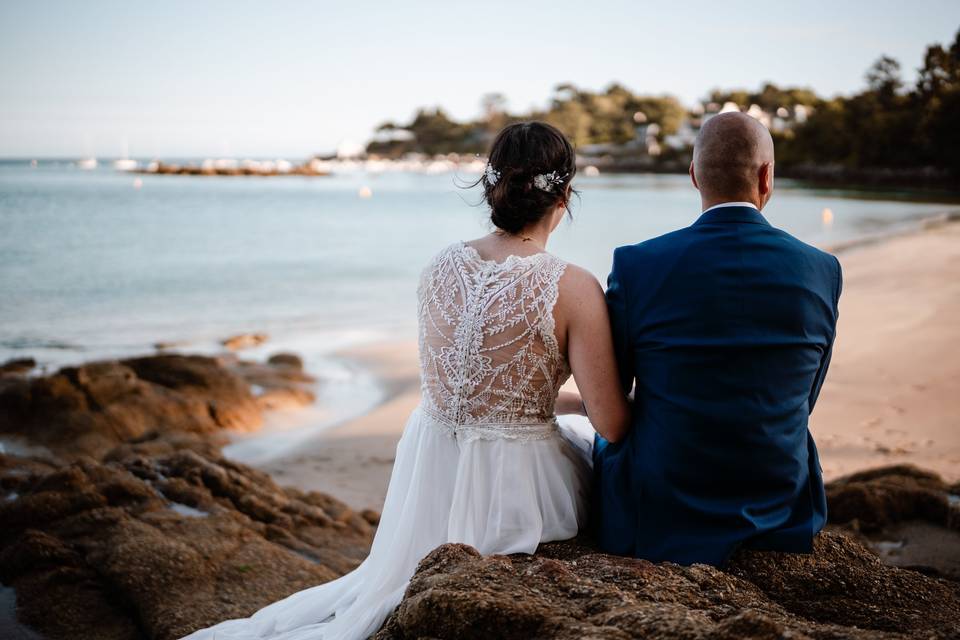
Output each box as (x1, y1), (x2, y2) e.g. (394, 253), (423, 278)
(184, 121), (630, 640)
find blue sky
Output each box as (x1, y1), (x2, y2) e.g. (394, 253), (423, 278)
(1, 1), (958, 158)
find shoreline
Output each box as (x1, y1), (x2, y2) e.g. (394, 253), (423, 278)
(823, 209), (960, 255)
(254, 341), (422, 510)
(255, 217), (960, 511)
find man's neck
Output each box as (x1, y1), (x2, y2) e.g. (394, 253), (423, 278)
(700, 197), (762, 213)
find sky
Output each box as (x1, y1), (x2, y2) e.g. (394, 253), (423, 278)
(1, 1), (958, 158)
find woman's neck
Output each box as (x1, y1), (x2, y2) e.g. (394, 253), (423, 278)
(493, 229), (548, 252)
(497, 216), (554, 251)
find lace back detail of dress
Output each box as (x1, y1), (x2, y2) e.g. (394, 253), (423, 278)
(417, 243), (570, 438)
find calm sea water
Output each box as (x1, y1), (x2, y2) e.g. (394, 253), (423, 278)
(2, 161), (957, 455)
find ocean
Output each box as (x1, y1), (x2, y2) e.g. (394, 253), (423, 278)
(2, 160), (957, 451)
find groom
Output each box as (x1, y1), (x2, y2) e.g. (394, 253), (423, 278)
(593, 112), (841, 567)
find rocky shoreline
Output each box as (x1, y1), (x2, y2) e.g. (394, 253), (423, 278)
(2, 353), (959, 639)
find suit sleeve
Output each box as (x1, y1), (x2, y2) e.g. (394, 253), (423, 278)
(808, 256), (843, 413)
(606, 247), (635, 395)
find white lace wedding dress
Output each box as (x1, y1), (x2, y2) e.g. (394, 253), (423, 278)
(184, 241), (591, 640)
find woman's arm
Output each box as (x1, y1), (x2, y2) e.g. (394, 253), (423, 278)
(559, 265), (631, 442)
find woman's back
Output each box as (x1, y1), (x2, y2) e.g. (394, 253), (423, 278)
(417, 241), (570, 433)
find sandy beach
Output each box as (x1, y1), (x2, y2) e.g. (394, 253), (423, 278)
(263, 220), (960, 511)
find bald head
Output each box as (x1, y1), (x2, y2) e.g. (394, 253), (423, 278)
(692, 112), (775, 209)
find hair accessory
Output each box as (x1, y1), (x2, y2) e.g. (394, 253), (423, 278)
(484, 164), (500, 186)
(532, 170), (570, 193)
(484, 164), (570, 193)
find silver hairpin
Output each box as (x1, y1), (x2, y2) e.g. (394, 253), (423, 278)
(532, 170), (569, 193)
(484, 164), (500, 185)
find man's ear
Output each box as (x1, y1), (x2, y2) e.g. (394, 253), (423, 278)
(689, 162), (699, 190)
(758, 162), (773, 195)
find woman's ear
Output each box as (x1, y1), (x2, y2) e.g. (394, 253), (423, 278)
(550, 195), (568, 231)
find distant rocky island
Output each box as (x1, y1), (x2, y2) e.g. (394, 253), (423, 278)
(1, 350), (959, 639)
(136, 158), (331, 177)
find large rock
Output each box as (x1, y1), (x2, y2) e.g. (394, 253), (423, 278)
(0, 358), (35, 379)
(0, 355), (263, 460)
(0, 439), (375, 640)
(825, 464), (960, 579)
(376, 533), (960, 640)
(826, 464), (958, 532)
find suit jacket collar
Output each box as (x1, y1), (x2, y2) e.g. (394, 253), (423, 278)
(693, 205), (771, 227)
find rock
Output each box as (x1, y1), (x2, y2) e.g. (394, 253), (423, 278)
(231, 358), (315, 386)
(153, 340), (188, 351)
(375, 532), (960, 640)
(0, 358), (35, 378)
(825, 464), (960, 579)
(826, 464), (955, 532)
(0, 355), (262, 461)
(226, 358), (317, 411)
(255, 387), (317, 411)
(0, 443), (374, 640)
(267, 352), (304, 371)
(221, 333), (269, 351)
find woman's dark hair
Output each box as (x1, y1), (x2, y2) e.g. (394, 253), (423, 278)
(479, 121), (577, 234)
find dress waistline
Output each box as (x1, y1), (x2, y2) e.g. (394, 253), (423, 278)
(419, 404), (559, 442)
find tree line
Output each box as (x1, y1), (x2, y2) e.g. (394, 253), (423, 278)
(367, 29), (959, 179)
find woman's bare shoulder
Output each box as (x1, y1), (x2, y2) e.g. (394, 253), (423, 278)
(558, 262), (605, 312)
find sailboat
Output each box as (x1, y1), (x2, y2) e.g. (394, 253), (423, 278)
(113, 139), (138, 171)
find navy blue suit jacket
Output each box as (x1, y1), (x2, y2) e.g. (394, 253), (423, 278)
(592, 205), (841, 567)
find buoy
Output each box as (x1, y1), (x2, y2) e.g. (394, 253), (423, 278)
(821, 207), (834, 226)
(133, 177), (143, 189)
(358, 186), (372, 199)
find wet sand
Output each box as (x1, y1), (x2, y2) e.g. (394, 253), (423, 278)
(266, 221), (960, 511)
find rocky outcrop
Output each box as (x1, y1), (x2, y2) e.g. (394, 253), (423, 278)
(0, 438), (375, 640)
(826, 464), (959, 532)
(375, 533), (960, 640)
(371, 466), (960, 639)
(225, 353), (317, 412)
(0, 351), (349, 639)
(7, 449), (959, 640)
(0, 358), (35, 379)
(3, 350), (958, 640)
(0, 354), (318, 461)
(826, 464), (960, 579)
